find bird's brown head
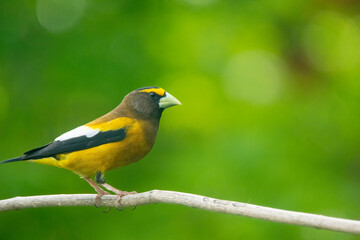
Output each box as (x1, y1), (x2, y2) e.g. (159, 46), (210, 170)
(121, 87), (181, 120)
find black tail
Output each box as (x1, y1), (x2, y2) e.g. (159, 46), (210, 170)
(0, 157), (24, 164)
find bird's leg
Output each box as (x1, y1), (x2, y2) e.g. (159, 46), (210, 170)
(95, 171), (137, 206)
(101, 183), (138, 208)
(100, 183), (138, 196)
(83, 177), (110, 207)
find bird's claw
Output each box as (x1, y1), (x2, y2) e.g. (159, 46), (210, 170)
(115, 191), (138, 209)
(94, 189), (110, 208)
(103, 207), (112, 213)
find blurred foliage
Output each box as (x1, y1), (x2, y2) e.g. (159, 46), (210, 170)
(1, 0), (360, 239)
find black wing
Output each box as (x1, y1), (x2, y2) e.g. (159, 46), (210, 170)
(1, 128), (127, 163)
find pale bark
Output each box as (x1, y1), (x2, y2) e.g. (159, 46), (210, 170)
(0, 190), (359, 235)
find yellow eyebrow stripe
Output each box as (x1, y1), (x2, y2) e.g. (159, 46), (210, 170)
(139, 88), (166, 96)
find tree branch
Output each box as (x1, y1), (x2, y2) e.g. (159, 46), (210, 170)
(0, 190), (359, 234)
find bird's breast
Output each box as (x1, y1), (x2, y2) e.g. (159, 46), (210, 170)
(111, 119), (158, 167)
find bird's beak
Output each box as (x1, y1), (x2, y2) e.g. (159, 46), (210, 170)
(159, 92), (182, 109)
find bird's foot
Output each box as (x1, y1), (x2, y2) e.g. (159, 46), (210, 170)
(115, 191), (137, 209)
(94, 189), (110, 208)
(99, 182), (137, 209)
(83, 177), (111, 208)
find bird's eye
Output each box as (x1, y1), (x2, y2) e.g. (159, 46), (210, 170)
(149, 92), (156, 98)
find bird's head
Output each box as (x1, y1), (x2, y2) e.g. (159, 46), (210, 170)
(123, 87), (181, 120)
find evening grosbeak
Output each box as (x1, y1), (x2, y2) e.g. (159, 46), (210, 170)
(1, 87), (181, 202)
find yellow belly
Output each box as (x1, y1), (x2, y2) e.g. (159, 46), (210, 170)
(32, 121), (153, 177)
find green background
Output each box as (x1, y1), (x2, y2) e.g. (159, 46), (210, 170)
(1, 0), (360, 239)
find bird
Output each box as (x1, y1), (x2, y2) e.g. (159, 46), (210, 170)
(1, 86), (181, 203)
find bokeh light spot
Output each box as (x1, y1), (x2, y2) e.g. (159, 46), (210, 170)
(302, 11), (360, 73)
(36, 0), (86, 33)
(223, 51), (286, 105)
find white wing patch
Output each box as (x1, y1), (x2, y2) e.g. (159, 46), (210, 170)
(55, 126), (100, 142)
